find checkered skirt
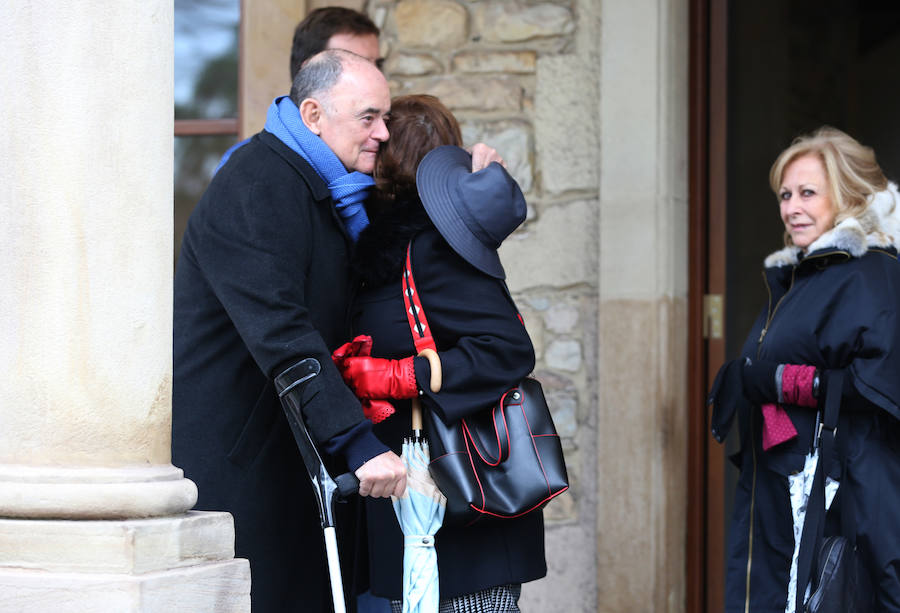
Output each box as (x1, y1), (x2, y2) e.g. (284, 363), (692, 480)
(390, 583), (522, 613)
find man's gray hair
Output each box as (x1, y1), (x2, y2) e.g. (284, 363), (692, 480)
(290, 49), (350, 111)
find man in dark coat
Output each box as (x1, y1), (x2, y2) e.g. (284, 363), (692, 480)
(173, 50), (407, 612)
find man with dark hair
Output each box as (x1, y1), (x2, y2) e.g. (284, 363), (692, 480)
(290, 6), (382, 77)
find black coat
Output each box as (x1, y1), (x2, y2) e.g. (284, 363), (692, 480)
(173, 131), (370, 613)
(350, 204), (547, 600)
(722, 213), (900, 613)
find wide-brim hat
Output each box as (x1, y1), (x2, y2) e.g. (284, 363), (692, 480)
(416, 145), (527, 279)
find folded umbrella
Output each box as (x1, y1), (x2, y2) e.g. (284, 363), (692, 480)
(785, 449), (840, 613)
(393, 348), (446, 613)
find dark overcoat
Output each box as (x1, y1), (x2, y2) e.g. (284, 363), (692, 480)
(350, 206), (547, 601)
(173, 131), (370, 613)
(721, 214), (900, 613)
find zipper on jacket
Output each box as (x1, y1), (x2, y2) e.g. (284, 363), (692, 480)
(756, 250), (848, 353)
(746, 258), (799, 606)
(744, 407), (758, 613)
(757, 267), (795, 352)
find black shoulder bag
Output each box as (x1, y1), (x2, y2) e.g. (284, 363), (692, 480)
(402, 242), (569, 525)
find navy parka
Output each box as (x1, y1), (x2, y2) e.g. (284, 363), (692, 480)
(720, 212), (900, 612)
(173, 131), (378, 613)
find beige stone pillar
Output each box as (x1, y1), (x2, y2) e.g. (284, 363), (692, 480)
(596, 1), (690, 611)
(0, 2), (249, 610)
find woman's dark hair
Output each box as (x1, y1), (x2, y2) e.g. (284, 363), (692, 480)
(372, 95), (462, 213)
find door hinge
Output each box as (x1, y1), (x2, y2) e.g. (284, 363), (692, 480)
(703, 294), (724, 339)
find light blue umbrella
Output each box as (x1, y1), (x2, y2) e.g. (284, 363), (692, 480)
(393, 434), (446, 613)
(392, 349), (446, 613)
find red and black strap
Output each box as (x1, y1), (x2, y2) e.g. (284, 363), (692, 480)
(402, 243), (438, 355)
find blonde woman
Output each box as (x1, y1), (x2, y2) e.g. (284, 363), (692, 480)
(709, 127), (900, 612)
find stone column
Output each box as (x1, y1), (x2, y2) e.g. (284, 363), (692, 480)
(0, 2), (249, 611)
(596, 1), (690, 611)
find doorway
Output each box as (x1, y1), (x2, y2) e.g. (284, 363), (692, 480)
(689, 1), (900, 611)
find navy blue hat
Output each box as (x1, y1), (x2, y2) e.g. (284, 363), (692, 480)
(415, 145), (527, 279)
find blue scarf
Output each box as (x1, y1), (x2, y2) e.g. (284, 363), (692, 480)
(264, 96), (373, 241)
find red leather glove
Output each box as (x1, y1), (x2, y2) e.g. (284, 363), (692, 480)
(332, 335), (373, 367)
(332, 335), (400, 424)
(340, 355), (418, 400)
(362, 399), (397, 424)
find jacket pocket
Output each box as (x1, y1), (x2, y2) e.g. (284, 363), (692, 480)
(227, 381), (277, 469)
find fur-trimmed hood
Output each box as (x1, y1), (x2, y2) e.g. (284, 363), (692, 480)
(764, 182), (900, 268)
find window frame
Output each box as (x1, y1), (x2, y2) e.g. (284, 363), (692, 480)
(174, 0), (244, 140)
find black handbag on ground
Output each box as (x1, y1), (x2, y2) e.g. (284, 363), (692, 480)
(402, 243), (569, 525)
(797, 371), (872, 613)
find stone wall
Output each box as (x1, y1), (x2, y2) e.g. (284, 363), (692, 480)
(365, 0), (598, 609)
(311, 1), (690, 611)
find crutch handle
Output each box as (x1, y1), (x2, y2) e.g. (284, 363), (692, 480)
(334, 472), (359, 501)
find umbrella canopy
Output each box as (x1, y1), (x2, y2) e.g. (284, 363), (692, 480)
(393, 436), (447, 613)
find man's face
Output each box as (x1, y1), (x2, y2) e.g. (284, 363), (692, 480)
(315, 63), (390, 174)
(326, 32), (382, 69)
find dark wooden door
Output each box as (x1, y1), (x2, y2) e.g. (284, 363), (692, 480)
(688, 2), (900, 611)
(687, 1), (728, 611)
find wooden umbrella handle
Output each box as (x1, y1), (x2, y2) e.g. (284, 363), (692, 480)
(411, 398), (424, 431)
(418, 348), (442, 393)
(411, 348), (442, 431)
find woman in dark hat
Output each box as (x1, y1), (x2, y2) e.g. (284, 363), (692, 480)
(334, 94), (546, 612)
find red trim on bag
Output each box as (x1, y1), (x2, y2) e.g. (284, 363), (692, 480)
(517, 402), (552, 493)
(461, 388), (513, 467)
(463, 428), (488, 511)
(504, 388), (524, 407)
(468, 486), (569, 519)
(462, 420), (501, 466)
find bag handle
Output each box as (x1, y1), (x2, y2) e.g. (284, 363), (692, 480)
(460, 388), (518, 464)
